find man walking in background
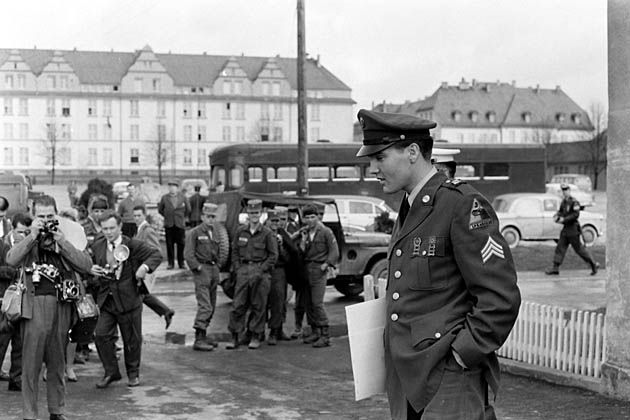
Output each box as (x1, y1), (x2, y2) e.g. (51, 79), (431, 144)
(118, 183), (145, 238)
(158, 180), (190, 270)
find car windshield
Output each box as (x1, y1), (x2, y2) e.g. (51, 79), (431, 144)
(492, 198), (510, 213)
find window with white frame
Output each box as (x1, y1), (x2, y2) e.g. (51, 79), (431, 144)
(103, 124), (112, 140)
(183, 149), (192, 165)
(235, 102), (245, 120)
(197, 102), (206, 119)
(272, 127), (283, 142)
(17, 74), (25, 89)
(88, 124), (97, 140)
(310, 127), (320, 142)
(134, 78), (143, 93)
(310, 103), (320, 121)
(236, 126), (245, 141)
(18, 98), (28, 116)
(223, 80), (232, 95)
(262, 81), (270, 96)
(272, 81), (280, 96)
(152, 78), (161, 92)
(61, 124), (71, 139)
(46, 98), (55, 116)
(260, 103), (269, 120)
(184, 125), (192, 141)
(47, 75), (56, 89)
(103, 148), (113, 166)
(234, 80), (243, 95)
(58, 147), (71, 166)
(197, 149), (206, 166)
(130, 148), (140, 164)
(273, 103), (282, 120)
(3, 123), (13, 139)
(18, 147), (28, 165)
(157, 101), (166, 119)
(222, 126), (231, 142)
(4, 98), (13, 115)
(4, 147), (13, 165)
(61, 99), (71, 117)
(103, 100), (112, 117)
(183, 102), (191, 118)
(130, 100), (139, 117)
(223, 102), (231, 119)
(5, 75), (13, 89)
(46, 123), (56, 140)
(19, 123), (28, 139)
(198, 125), (206, 141)
(88, 99), (97, 116)
(130, 125), (139, 140)
(88, 148), (98, 165)
(60, 75), (69, 90)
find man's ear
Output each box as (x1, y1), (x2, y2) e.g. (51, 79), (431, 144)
(407, 143), (420, 163)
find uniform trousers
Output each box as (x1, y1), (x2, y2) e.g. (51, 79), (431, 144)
(21, 295), (74, 419)
(94, 298), (142, 379)
(268, 266), (287, 330)
(0, 321), (21, 384)
(228, 264), (271, 336)
(553, 230), (595, 267)
(404, 353), (494, 420)
(193, 263), (220, 330)
(164, 226), (186, 267)
(305, 262), (328, 327)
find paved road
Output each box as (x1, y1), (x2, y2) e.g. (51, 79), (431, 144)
(2, 265), (627, 419)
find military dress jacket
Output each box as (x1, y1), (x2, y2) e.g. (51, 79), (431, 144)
(384, 171), (521, 418)
(557, 196), (581, 236)
(90, 235), (162, 313)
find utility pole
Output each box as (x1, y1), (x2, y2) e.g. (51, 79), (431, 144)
(296, 0), (308, 195)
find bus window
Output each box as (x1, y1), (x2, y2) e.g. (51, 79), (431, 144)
(483, 163), (509, 180)
(211, 166), (226, 189)
(230, 165), (244, 188)
(363, 166), (377, 181)
(458, 164), (480, 180)
(270, 166), (296, 182)
(248, 166), (263, 182)
(334, 166), (360, 181)
(308, 166), (330, 182)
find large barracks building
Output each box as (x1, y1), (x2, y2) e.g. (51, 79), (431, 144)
(0, 46), (354, 181)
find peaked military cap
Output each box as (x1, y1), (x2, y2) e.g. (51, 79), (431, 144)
(167, 179), (180, 187)
(274, 206), (289, 216)
(431, 147), (461, 164)
(202, 202), (218, 215)
(356, 109), (437, 157)
(246, 199), (263, 212)
(267, 209), (280, 220)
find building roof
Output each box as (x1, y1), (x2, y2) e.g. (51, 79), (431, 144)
(0, 47), (351, 91)
(375, 79), (593, 131)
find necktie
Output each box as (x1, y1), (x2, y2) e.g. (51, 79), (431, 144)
(106, 242), (116, 267)
(398, 196), (410, 226)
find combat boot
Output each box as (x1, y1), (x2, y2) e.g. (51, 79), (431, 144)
(248, 334), (261, 350)
(303, 326), (320, 344)
(277, 329), (291, 341)
(225, 333), (239, 350)
(545, 264), (560, 275)
(267, 329), (277, 346)
(238, 330), (252, 346)
(312, 326), (330, 348)
(193, 329), (214, 352)
(590, 262), (600, 276)
(290, 326), (302, 339)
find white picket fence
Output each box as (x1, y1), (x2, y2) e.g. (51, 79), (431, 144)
(363, 276), (607, 379)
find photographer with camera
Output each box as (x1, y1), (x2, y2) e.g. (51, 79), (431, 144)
(89, 210), (162, 389)
(6, 195), (93, 420)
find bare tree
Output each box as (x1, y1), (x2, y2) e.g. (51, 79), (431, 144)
(41, 120), (69, 185)
(146, 124), (171, 184)
(248, 118), (281, 142)
(579, 103), (607, 189)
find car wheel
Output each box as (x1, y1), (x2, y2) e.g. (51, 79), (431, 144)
(501, 227), (520, 249)
(369, 259), (389, 283)
(581, 225), (598, 246)
(334, 282), (364, 297)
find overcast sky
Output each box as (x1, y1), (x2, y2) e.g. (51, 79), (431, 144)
(1, 0), (607, 113)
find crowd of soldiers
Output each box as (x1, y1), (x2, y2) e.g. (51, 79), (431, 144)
(0, 178), (340, 419)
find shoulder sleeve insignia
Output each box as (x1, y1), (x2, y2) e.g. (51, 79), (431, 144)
(572, 202), (581, 211)
(450, 179), (463, 186)
(469, 198), (493, 230)
(481, 236), (505, 263)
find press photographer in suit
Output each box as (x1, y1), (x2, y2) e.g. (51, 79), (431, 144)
(6, 195), (92, 420)
(89, 210), (162, 389)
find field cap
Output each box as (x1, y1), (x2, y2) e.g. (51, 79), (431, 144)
(431, 147), (461, 164)
(246, 199), (263, 213)
(167, 179), (180, 187)
(202, 202), (218, 215)
(356, 109), (437, 157)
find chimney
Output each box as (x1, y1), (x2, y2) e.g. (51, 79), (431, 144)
(472, 78), (476, 87)
(534, 84), (540, 93)
(555, 85), (561, 92)
(203, 51), (207, 55)
(316, 54), (320, 67)
(511, 80), (516, 87)
(440, 81), (448, 88)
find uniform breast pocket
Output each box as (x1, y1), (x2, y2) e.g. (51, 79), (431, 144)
(408, 236), (449, 291)
(313, 239), (327, 253)
(252, 242), (266, 258)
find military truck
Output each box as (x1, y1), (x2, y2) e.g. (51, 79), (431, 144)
(207, 191), (390, 297)
(0, 171), (43, 216)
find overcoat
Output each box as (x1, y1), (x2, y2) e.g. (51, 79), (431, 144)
(158, 193), (190, 229)
(384, 171), (521, 419)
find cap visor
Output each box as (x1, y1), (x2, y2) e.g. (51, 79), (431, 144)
(355, 143), (394, 157)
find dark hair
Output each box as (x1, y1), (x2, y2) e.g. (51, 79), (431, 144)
(32, 195), (58, 214)
(391, 138), (433, 161)
(194, 185), (201, 192)
(99, 209), (122, 225)
(12, 212), (32, 229)
(133, 205), (147, 214)
(127, 183), (135, 188)
(0, 196), (8, 211)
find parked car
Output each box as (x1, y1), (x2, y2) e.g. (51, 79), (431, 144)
(312, 194), (398, 230)
(206, 191), (390, 297)
(181, 179), (209, 197)
(545, 183), (595, 207)
(492, 193), (604, 248)
(549, 173), (593, 192)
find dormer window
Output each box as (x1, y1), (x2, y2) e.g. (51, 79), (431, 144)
(571, 113), (581, 124)
(469, 111), (479, 123)
(452, 110), (462, 122)
(556, 113), (566, 123)
(522, 112), (532, 123)
(486, 111), (496, 123)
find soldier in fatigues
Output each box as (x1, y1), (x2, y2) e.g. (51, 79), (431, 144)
(356, 109), (521, 420)
(545, 184), (599, 275)
(226, 200), (278, 350)
(184, 203), (226, 351)
(299, 204), (339, 348)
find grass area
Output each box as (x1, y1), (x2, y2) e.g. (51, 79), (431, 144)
(510, 243), (606, 272)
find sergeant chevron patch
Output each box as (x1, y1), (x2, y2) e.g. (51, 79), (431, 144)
(481, 236), (505, 263)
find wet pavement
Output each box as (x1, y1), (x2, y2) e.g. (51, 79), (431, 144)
(2, 264), (629, 419)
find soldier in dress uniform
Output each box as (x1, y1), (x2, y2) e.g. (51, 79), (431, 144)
(226, 199), (278, 350)
(355, 109), (521, 420)
(545, 184), (599, 275)
(184, 202), (226, 351)
(431, 147), (460, 179)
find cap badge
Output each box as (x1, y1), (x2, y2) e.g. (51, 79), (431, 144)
(400, 134), (405, 140)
